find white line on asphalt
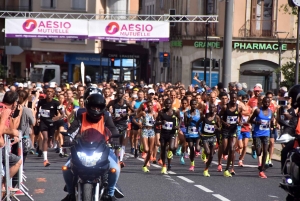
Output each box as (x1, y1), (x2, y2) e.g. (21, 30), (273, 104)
(151, 164), (161, 168)
(137, 158), (144, 162)
(212, 194), (231, 201)
(194, 185), (213, 193)
(211, 161), (257, 168)
(177, 176), (195, 183)
(168, 171), (176, 174)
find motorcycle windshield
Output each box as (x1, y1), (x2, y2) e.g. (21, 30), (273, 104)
(80, 128), (106, 145)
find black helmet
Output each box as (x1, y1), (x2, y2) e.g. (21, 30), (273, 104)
(288, 85), (300, 108)
(84, 87), (102, 100)
(85, 94), (106, 121)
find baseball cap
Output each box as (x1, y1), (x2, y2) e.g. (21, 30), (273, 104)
(148, 89), (155, 94)
(18, 83), (23, 88)
(253, 86), (262, 91)
(49, 82), (56, 88)
(133, 88), (139, 92)
(280, 86), (288, 92)
(284, 92), (289, 98)
(159, 88), (164, 93)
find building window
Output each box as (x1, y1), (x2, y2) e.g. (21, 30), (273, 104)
(250, 0), (274, 37)
(41, 0), (56, 9)
(72, 0), (86, 10)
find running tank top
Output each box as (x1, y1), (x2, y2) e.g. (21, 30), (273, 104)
(161, 110), (177, 135)
(222, 104), (238, 129)
(185, 109), (201, 138)
(134, 100), (145, 110)
(253, 108), (272, 137)
(241, 106), (252, 132)
(143, 112), (155, 127)
(201, 114), (217, 136)
(113, 100), (128, 125)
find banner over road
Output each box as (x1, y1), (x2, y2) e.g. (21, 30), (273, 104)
(5, 18), (88, 39)
(88, 20), (170, 41)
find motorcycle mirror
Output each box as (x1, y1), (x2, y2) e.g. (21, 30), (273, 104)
(276, 134), (295, 144)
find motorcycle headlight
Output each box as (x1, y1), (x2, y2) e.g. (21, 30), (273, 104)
(76, 151), (103, 167)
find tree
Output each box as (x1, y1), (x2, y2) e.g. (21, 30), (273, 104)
(276, 61), (298, 89)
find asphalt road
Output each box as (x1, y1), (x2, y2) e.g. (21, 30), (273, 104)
(17, 148), (286, 201)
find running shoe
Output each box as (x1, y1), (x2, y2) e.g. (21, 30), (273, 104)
(152, 160), (157, 164)
(180, 156), (185, 165)
(167, 150), (173, 159)
(189, 165), (195, 171)
(44, 160), (50, 167)
(268, 160), (273, 167)
(158, 159), (163, 166)
(203, 170), (210, 177)
(167, 165), (172, 171)
(223, 170), (232, 177)
(230, 170), (236, 175)
(55, 148), (59, 153)
(142, 166), (149, 173)
(38, 150), (42, 157)
(222, 155), (228, 160)
(119, 161), (125, 168)
(238, 160), (244, 167)
(217, 164), (222, 172)
(259, 171), (267, 179)
(134, 149), (138, 158)
(29, 149), (35, 155)
(201, 152), (207, 162)
(184, 152), (189, 158)
(161, 166), (167, 174)
(14, 190), (24, 196)
(131, 148), (135, 155)
(176, 146), (182, 156)
(195, 151), (200, 157)
(59, 153), (64, 158)
(252, 150), (257, 159)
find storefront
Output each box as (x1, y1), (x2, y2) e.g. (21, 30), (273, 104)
(169, 39), (295, 91)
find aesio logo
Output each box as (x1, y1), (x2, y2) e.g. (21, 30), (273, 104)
(105, 22), (119, 35)
(22, 19), (37, 32)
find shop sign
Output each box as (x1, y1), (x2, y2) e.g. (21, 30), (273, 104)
(171, 40), (182, 47)
(181, 40), (223, 48)
(233, 42), (288, 51)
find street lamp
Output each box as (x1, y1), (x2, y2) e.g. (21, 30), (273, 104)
(274, 31), (289, 92)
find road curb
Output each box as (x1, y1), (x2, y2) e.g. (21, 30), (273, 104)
(246, 146), (281, 161)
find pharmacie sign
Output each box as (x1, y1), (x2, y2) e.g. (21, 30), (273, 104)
(233, 42), (289, 51)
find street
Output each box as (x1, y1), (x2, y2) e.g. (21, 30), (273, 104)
(19, 148), (286, 201)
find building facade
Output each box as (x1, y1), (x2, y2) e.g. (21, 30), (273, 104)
(0, 0), (148, 83)
(140, 0), (297, 92)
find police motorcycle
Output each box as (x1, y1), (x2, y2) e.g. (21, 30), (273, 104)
(61, 128), (121, 201)
(277, 85), (300, 201)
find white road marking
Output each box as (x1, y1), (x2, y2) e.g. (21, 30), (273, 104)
(177, 176), (195, 183)
(211, 161), (257, 168)
(151, 164), (161, 168)
(212, 194), (231, 201)
(195, 185), (213, 193)
(168, 171), (176, 174)
(137, 158), (144, 162)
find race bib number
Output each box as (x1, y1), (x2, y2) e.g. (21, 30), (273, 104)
(259, 120), (270, 130)
(115, 109), (126, 117)
(162, 122), (173, 130)
(40, 109), (50, 118)
(227, 116), (237, 124)
(242, 116), (249, 124)
(187, 126), (198, 134)
(203, 124), (215, 133)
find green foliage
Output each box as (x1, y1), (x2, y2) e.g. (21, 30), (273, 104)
(276, 61), (297, 89)
(279, 4), (298, 15)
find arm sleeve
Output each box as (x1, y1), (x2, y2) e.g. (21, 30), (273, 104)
(104, 112), (119, 137)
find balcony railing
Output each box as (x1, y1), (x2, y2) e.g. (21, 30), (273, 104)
(239, 20), (276, 38)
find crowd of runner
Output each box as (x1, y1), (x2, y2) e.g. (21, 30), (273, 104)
(0, 76), (293, 194)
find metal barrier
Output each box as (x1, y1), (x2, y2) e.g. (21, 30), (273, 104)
(1, 134), (34, 201)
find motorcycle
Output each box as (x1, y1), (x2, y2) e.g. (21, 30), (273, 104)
(276, 134), (300, 201)
(61, 128), (119, 201)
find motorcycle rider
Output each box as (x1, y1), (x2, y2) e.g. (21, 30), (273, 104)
(61, 93), (121, 201)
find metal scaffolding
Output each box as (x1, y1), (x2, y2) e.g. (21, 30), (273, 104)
(0, 11), (218, 22)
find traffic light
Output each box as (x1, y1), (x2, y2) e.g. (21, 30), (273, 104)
(163, 53), (169, 67)
(110, 58), (114, 67)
